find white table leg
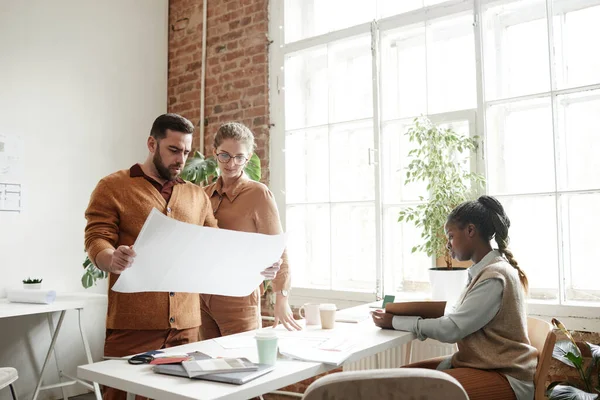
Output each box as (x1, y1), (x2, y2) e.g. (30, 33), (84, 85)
(47, 313), (69, 400)
(77, 309), (102, 400)
(32, 310), (66, 400)
(126, 392), (135, 400)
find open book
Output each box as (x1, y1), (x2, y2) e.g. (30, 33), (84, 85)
(154, 352), (274, 385)
(385, 301), (446, 319)
(181, 358), (258, 378)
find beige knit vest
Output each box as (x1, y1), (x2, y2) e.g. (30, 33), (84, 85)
(451, 256), (537, 382)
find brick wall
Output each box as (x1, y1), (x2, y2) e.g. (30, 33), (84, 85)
(168, 0), (271, 183)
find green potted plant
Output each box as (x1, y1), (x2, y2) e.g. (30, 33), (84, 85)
(548, 318), (600, 399)
(397, 116), (484, 302)
(80, 151), (262, 288)
(23, 277), (43, 290)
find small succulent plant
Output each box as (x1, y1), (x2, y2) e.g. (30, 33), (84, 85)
(22, 277), (43, 284)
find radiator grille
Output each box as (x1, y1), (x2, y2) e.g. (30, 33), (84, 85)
(344, 339), (456, 370)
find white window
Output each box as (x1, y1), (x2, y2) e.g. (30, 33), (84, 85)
(482, 0), (600, 302)
(271, 0), (600, 306)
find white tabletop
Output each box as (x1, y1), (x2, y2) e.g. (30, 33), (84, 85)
(78, 304), (415, 400)
(0, 292), (107, 318)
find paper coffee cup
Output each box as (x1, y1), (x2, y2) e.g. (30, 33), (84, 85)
(319, 303), (337, 329)
(255, 330), (278, 365)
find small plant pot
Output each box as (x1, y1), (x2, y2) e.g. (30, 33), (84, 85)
(23, 283), (42, 290)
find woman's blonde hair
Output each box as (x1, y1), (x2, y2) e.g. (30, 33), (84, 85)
(213, 122), (256, 154)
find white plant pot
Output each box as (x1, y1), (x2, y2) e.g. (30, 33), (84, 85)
(23, 283), (42, 290)
(429, 268), (469, 309)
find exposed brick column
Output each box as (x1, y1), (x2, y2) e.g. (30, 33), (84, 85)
(168, 0), (270, 183)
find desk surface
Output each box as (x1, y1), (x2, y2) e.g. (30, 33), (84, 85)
(0, 292), (107, 318)
(78, 304), (415, 400)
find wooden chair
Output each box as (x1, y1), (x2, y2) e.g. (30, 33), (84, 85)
(0, 367), (18, 400)
(302, 368), (468, 400)
(528, 317), (557, 400)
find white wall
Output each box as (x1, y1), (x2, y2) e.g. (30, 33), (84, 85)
(0, 1), (168, 399)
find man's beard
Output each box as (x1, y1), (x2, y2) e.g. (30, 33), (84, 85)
(153, 149), (181, 181)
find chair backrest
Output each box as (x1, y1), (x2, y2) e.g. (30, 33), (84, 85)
(302, 368), (469, 400)
(527, 317), (557, 400)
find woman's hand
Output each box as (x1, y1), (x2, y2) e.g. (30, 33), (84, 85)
(273, 294), (302, 331)
(371, 309), (394, 329)
(261, 259), (282, 280)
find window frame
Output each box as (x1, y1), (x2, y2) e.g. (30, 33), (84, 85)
(269, 0), (600, 313)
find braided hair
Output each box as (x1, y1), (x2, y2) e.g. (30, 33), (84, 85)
(447, 195), (529, 293)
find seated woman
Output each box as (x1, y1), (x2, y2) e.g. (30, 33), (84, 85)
(372, 195), (536, 400)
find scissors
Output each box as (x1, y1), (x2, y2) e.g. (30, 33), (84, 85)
(127, 350), (163, 365)
(128, 353), (154, 365)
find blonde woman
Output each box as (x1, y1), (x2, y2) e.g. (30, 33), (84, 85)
(200, 122), (301, 339)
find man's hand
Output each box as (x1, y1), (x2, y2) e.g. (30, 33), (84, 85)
(260, 259), (282, 280)
(273, 294), (302, 331)
(371, 309), (394, 330)
(97, 246), (136, 274)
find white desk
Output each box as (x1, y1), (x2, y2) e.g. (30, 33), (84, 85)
(0, 293), (105, 400)
(78, 305), (415, 400)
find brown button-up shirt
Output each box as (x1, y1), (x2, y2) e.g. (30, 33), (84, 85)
(204, 175), (291, 292)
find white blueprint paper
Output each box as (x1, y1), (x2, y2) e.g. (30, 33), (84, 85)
(111, 208), (287, 296)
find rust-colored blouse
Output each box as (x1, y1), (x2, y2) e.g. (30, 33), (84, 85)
(204, 175), (291, 292)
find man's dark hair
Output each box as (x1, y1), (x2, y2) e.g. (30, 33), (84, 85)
(150, 113), (194, 139)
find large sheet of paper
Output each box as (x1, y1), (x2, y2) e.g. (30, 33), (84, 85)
(111, 208), (287, 296)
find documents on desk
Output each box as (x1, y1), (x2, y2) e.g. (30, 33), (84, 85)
(278, 335), (356, 366)
(111, 208), (288, 296)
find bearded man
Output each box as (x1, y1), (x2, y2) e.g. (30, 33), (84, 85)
(84, 113), (280, 400)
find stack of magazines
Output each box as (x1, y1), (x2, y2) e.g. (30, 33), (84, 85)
(153, 351), (275, 385)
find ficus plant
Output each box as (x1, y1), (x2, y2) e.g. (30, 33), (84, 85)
(397, 116), (485, 268)
(547, 318), (600, 400)
(80, 151), (262, 288)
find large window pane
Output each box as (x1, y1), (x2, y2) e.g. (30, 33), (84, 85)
(381, 14), (475, 120)
(562, 193), (600, 303)
(381, 24), (427, 121)
(486, 97), (555, 195)
(553, 2), (600, 89)
(383, 206), (432, 294)
(329, 35), (372, 123)
(329, 120), (374, 202)
(556, 90), (600, 191)
(285, 127), (330, 204)
(284, 47), (328, 130)
(377, 0), (453, 18)
(284, 0), (375, 43)
(499, 195), (559, 300)
(483, 0), (550, 99)
(331, 203), (376, 291)
(377, 0), (422, 18)
(427, 14), (476, 113)
(286, 204), (331, 288)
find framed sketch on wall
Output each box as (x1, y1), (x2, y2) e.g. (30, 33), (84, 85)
(0, 133), (23, 212)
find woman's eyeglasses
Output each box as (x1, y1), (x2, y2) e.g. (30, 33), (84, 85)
(216, 152), (248, 166)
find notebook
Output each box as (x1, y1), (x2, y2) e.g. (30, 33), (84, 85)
(385, 301), (446, 319)
(153, 352), (275, 385)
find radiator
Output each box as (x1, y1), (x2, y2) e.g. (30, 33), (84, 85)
(343, 339), (456, 371)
